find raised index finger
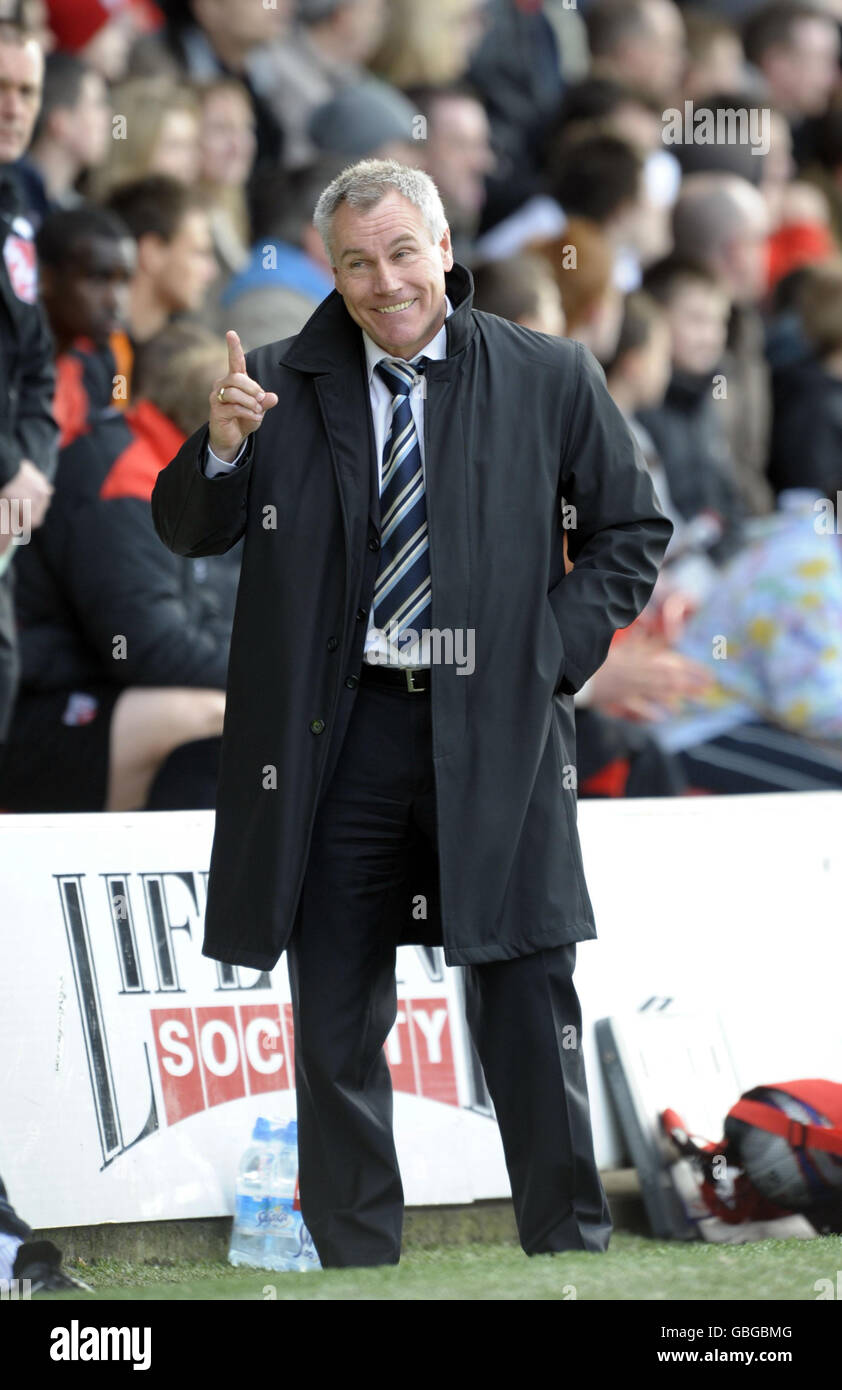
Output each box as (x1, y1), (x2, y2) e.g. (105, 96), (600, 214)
(227, 330), (247, 377)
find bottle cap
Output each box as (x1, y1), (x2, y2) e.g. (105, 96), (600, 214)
(252, 1116), (286, 1143)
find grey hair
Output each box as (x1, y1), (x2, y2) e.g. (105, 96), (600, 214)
(312, 158), (448, 266)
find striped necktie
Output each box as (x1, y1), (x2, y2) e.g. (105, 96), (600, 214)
(373, 357), (431, 643)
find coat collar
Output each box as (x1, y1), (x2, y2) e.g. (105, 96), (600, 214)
(278, 260), (477, 375)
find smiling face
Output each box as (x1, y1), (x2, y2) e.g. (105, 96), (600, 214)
(330, 188), (453, 360)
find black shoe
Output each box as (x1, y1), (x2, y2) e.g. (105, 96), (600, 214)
(14, 1240), (92, 1294)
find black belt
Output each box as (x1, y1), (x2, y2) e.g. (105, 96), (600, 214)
(359, 661), (431, 694)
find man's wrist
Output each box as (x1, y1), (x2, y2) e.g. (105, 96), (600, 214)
(208, 437), (246, 465)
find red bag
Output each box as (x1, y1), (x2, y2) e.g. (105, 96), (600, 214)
(662, 1080), (842, 1227)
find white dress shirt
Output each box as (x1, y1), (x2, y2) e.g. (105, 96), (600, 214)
(204, 294), (453, 668)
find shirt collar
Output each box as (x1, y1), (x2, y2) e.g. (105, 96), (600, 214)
(362, 294), (453, 384)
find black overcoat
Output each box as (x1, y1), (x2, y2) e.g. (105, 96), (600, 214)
(151, 262), (673, 969)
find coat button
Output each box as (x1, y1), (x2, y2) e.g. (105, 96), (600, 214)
(309, 718), (325, 734)
(344, 674), (359, 689)
(367, 537), (380, 551)
(356, 608), (366, 622)
(327, 636), (338, 651)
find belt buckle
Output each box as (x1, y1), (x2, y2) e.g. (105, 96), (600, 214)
(405, 667), (425, 693)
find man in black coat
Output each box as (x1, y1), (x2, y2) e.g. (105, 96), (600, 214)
(0, 22), (58, 745)
(152, 159), (673, 1268)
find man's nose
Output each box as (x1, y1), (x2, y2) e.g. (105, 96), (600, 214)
(0, 92), (22, 121)
(372, 260), (402, 293)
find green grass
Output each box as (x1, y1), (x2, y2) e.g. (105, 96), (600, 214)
(40, 1233), (842, 1301)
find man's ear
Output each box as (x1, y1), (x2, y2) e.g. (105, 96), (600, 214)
(136, 231), (166, 278)
(440, 224), (454, 271)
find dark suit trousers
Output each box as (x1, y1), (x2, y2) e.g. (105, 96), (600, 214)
(286, 671), (612, 1267)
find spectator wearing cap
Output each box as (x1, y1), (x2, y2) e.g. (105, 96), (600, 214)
(308, 78), (419, 164)
(268, 0), (389, 171)
(106, 174), (216, 347)
(36, 204), (135, 448)
(45, 0), (138, 82)
(13, 51), (110, 228)
(402, 83), (495, 266)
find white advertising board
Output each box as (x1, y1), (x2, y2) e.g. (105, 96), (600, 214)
(1, 791), (840, 1230)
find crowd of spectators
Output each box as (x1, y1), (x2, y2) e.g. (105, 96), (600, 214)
(2, 0), (842, 812)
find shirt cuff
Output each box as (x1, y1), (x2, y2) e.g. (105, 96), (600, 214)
(572, 675), (595, 707)
(204, 439), (247, 477)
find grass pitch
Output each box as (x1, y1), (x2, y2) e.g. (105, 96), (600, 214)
(40, 1233), (842, 1301)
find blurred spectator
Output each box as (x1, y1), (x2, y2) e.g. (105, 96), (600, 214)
(549, 131), (672, 289)
(532, 216), (624, 363)
(268, 0), (389, 171)
(604, 288), (720, 600)
(106, 174), (216, 345)
(403, 82), (495, 265)
(18, 0), (55, 56)
(742, 1), (841, 150)
(90, 77), (200, 200)
(671, 171), (775, 514)
(45, 0), (138, 83)
(545, 75), (665, 157)
(0, 322), (232, 813)
(371, 0), (489, 88)
(14, 51), (109, 227)
(585, 0), (687, 106)
(217, 161), (337, 351)
(309, 76), (419, 164)
(800, 101), (842, 243)
(36, 205), (135, 446)
(475, 75), (680, 265)
(604, 288), (674, 441)
(638, 255), (746, 561)
(601, 288), (842, 791)
(471, 251), (565, 335)
(770, 257), (842, 506)
(0, 19), (58, 749)
(681, 7), (747, 100)
(669, 88), (773, 185)
(196, 76), (256, 270)
(127, 0), (289, 167)
(465, 0), (564, 231)
(764, 178), (836, 289)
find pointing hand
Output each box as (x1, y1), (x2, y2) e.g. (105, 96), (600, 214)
(208, 331), (279, 462)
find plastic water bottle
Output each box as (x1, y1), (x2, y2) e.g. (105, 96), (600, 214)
(228, 1117), (321, 1273)
(228, 1116), (286, 1269)
(263, 1121), (321, 1274)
